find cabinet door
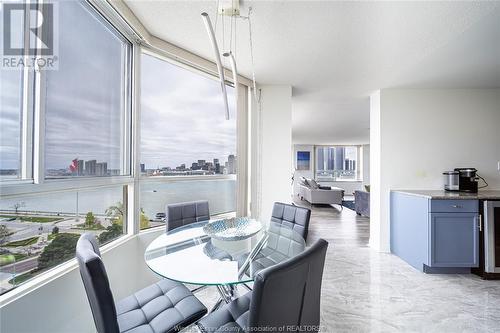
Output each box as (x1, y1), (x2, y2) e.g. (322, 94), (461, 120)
(429, 213), (479, 267)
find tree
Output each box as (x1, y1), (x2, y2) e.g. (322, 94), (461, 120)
(52, 226), (59, 234)
(37, 233), (80, 270)
(106, 202), (150, 229)
(0, 225), (11, 245)
(85, 212), (96, 228)
(12, 202), (25, 216)
(98, 223), (122, 245)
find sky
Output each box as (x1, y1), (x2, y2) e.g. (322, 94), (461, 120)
(140, 54), (236, 170)
(0, 1), (236, 172)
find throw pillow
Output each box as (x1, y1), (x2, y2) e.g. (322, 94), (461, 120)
(309, 179), (320, 189)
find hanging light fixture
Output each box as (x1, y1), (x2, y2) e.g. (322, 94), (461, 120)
(202, 1), (257, 120)
(202, 12), (230, 120)
(223, 51), (238, 112)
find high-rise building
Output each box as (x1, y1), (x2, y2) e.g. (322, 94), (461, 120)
(317, 148), (325, 170)
(335, 147), (345, 170)
(85, 160), (97, 175)
(96, 162), (108, 176)
(197, 160), (206, 168)
(227, 154), (236, 174)
(77, 159), (84, 176)
(191, 162), (199, 170)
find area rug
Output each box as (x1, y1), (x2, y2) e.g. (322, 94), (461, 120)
(342, 200), (355, 211)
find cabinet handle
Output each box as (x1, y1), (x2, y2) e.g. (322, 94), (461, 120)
(451, 205), (462, 208)
(478, 215), (482, 232)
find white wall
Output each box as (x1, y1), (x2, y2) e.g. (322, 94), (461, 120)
(258, 85), (292, 222)
(0, 231), (163, 333)
(370, 89), (500, 252)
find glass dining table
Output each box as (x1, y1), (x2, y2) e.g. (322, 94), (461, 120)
(144, 217), (306, 310)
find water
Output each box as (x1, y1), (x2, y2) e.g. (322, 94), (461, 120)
(0, 179), (236, 219)
(141, 179), (236, 218)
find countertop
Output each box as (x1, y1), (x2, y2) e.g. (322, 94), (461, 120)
(391, 189), (500, 200)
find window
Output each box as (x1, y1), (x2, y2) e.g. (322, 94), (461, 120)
(0, 186), (126, 295)
(44, 0), (131, 178)
(0, 2), (24, 181)
(139, 53), (237, 229)
(316, 146), (360, 181)
(0, 0), (132, 295)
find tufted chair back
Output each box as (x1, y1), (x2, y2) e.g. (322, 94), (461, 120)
(249, 239), (328, 332)
(76, 233), (119, 333)
(270, 202), (311, 241)
(166, 200), (210, 232)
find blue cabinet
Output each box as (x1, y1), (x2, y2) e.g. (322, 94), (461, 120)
(429, 213), (479, 267)
(391, 192), (479, 273)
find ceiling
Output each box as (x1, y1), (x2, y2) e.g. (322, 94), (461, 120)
(125, 0), (500, 144)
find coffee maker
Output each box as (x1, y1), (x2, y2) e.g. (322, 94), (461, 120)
(455, 168), (479, 193)
(443, 168), (479, 193)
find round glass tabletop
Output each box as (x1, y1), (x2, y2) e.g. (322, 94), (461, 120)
(144, 218), (306, 286)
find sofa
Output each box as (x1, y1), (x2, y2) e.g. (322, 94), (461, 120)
(354, 190), (370, 217)
(298, 177), (344, 207)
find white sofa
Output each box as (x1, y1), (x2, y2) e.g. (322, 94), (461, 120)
(298, 178), (344, 207)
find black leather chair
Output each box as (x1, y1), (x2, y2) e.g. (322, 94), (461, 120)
(76, 233), (207, 333)
(271, 202), (311, 241)
(198, 239), (329, 333)
(166, 200), (210, 232)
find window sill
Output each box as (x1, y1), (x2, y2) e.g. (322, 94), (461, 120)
(0, 233), (134, 308)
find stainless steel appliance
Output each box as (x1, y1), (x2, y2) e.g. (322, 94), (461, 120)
(455, 168), (479, 193)
(443, 171), (459, 191)
(484, 201), (500, 273)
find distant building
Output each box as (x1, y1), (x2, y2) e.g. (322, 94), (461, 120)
(85, 160), (97, 175)
(227, 154), (236, 174)
(140, 163), (145, 173)
(77, 159), (84, 176)
(96, 162), (107, 176)
(191, 162), (199, 170)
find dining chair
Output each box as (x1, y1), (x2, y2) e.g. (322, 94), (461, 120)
(166, 200), (210, 232)
(76, 233), (207, 333)
(197, 238), (328, 333)
(271, 202), (311, 241)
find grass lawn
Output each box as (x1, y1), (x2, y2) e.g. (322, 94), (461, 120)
(0, 253), (30, 267)
(48, 232), (73, 241)
(3, 236), (39, 247)
(0, 215), (62, 223)
(8, 271), (37, 285)
(74, 223), (105, 230)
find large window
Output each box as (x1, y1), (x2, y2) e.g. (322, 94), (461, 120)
(44, 0), (131, 178)
(0, 0), (131, 295)
(139, 53), (237, 229)
(316, 146), (360, 181)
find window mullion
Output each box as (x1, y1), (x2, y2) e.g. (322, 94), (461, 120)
(20, 0), (33, 180)
(32, 1), (46, 185)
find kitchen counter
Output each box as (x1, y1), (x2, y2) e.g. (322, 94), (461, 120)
(391, 190), (500, 200)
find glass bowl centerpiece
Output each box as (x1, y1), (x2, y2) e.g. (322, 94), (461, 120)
(203, 217), (262, 241)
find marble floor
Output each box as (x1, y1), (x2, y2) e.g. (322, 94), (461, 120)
(306, 203), (500, 333)
(196, 204), (500, 332)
